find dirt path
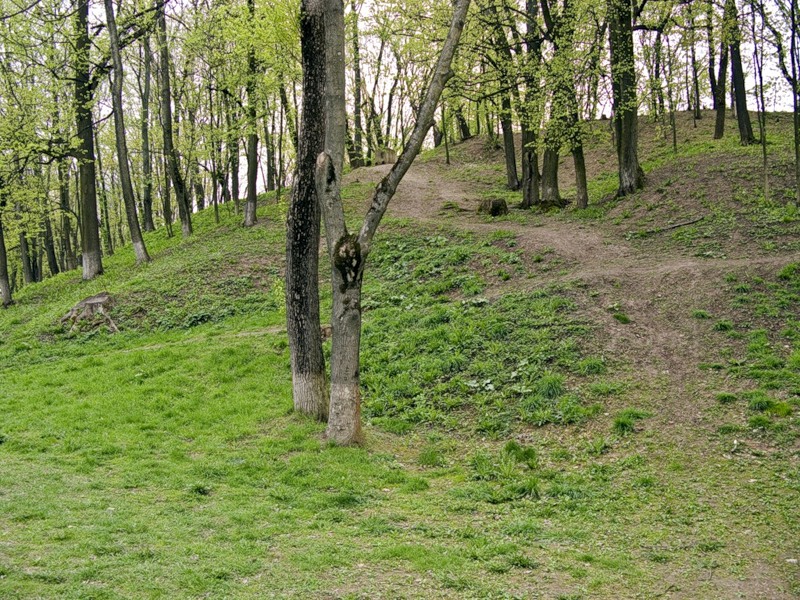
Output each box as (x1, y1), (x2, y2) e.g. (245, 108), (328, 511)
(349, 160), (800, 598)
(349, 161), (800, 440)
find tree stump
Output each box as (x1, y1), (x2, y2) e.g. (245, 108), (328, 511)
(60, 292), (119, 333)
(478, 198), (508, 217)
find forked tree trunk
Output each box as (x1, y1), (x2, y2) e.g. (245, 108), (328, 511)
(313, 0), (471, 445)
(104, 0), (150, 264)
(287, 0), (329, 420)
(43, 213), (59, 277)
(74, 0), (104, 280)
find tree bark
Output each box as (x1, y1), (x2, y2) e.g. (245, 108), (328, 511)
(74, 0), (104, 280)
(19, 231), (33, 285)
(287, 0), (329, 420)
(608, 0), (643, 196)
(104, 0), (150, 264)
(157, 5), (192, 237)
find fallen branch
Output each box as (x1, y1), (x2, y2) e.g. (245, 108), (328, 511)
(645, 216), (705, 235)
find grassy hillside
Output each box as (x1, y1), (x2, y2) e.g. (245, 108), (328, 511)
(1, 112), (799, 599)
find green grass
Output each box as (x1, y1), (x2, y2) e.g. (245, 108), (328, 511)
(3, 130), (800, 597)
(710, 263), (800, 445)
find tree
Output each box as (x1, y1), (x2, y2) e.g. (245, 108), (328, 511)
(757, 0), (800, 205)
(299, 0), (472, 445)
(243, 0), (259, 227)
(157, 3), (192, 237)
(608, 0), (643, 196)
(725, 0), (756, 144)
(104, 0), (151, 264)
(0, 195), (11, 307)
(286, 0), (329, 420)
(74, 0), (104, 279)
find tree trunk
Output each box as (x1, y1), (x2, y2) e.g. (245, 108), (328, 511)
(287, 0), (329, 420)
(157, 5), (192, 237)
(520, 127), (540, 208)
(43, 212), (59, 277)
(608, 0), (643, 196)
(350, 0), (365, 166)
(57, 159), (78, 271)
(141, 36), (156, 232)
(540, 146), (562, 207)
(573, 145), (589, 209)
(243, 0), (259, 227)
(104, 0), (150, 264)
(94, 129), (115, 257)
(714, 42), (728, 139)
(725, 0), (755, 145)
(316, 0), (471, 445)
(74, 0), (104, 280)
(0, 212), (11, 307)
(520, 0), (541, 209)
(19, 231), (33, 285)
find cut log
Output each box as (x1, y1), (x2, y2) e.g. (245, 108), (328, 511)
(60, 292), (119, 333)
(478, 198), (508, 217)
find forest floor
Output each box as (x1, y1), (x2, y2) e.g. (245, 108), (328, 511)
(1, 111), (799, 599)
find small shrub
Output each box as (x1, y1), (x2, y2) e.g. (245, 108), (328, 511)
(613, 408), (649, 434)
(749, 414), (772, 429)
(746, 391), (774, 412)
(418, 446), (446, 468)
(536, 373), (565, 399)
(613, 313), (631, 324)
(692, 310), (711, 319)
(585, 436), (611, 456)
(575, 357), (606, 376)
(716, 392), (738, 404)
(714, 320), (734, 332)
(767, 402), (793, 417)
